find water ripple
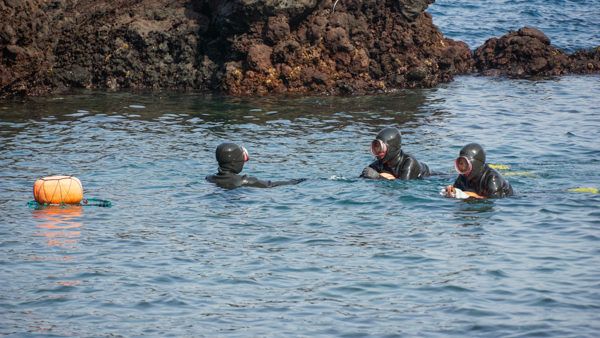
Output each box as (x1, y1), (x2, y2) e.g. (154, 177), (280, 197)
(1, 76), (599, 336)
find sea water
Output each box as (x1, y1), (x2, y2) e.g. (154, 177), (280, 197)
(1, 1), (600, 337)
(430, 0), (600, 51)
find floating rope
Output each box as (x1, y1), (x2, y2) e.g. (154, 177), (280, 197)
(489, 164), (511, 170)
(332, 0), (340, 13)
(567, 187), (599, 194)
(502, 171), (536, 177)
(488, 164), (537, 177)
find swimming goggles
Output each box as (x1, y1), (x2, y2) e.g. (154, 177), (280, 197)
(371, 139), (387, 159)
(242, 146), (249, 162)
(454, 156), (473, 176)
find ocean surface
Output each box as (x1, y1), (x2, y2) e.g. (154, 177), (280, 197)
(1, 2), (600, 337)
(430, 0), (600, 51)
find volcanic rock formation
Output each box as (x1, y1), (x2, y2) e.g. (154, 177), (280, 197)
(1, 0), (598, 98)
(0, 0), (472, 97)
(474, 27), (600, 77)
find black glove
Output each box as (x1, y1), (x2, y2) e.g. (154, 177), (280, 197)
(291, 178), (307, 184)
(361, 167), (380, 179)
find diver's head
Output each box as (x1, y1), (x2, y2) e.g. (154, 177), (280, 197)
(371, 127), (402, 162)
(216, 142), (249, 174)
(454, 143), (486, 177)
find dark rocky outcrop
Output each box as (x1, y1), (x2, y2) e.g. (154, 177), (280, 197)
(568, 48), (600, 74)
(1, 0), (211, 98)
(218, 0), (472, 95)
(474, 27), (600, 77)
(1, 1), (598, 99)
(0, 0), (471, 98)
(205, 0), (319, 36)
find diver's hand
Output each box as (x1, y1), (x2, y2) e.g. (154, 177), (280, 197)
(441, 185), (469, 199)
(440, 185), (453, 197)
(291, 178), (307, 185)
(379, 172), (396, 180)
(361, 167), (381, 179)
(453, 188), (469, 199)
(440, 186), (449, 196)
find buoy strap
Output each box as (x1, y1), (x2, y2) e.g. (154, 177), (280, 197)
(37, 175), (76, 181)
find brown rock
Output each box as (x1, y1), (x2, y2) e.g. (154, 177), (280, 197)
(530, 57), (548, 72)
(518, 27), (550, 45)
(13, 1), (596, 98)
(568, 47), (600, 74)
(406, 67), (427, 82)
(473, 26), (582, 77)
(394, 0), (435, 21)
(265, 15), (290, 45)
(0, 24), (16, 44)
(247, 44), (273, 72)
(272, 39), (300, 64)
(325, 27), (354, 53)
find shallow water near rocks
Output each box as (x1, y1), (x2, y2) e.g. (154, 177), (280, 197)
(1, 75), (599, 336)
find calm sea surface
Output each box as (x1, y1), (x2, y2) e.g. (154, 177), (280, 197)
(1, 1), (600, 337)
(430, 0), (600, 51)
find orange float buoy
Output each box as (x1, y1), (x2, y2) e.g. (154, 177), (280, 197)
(33, 176), (83, 205)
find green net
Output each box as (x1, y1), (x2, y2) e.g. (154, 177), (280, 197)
(27, 198), (112, 208)
(81, 198), (112, 207)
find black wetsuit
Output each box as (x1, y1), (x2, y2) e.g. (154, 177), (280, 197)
(206, 142), (304, 190)
(360, 127), (431, 180)
(453, 143), (513, 198)
(206, 170), (304, 189)
(364, 150), (431, 179)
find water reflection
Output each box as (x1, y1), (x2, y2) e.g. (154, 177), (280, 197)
(452, 200), (495, 227)
(29, 205), (85, 294)
(1, 76), (599, 337)
(32, 205), (83, 249)
(0, 88), (437, 130)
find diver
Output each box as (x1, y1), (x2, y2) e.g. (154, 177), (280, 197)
(441, 143), (513, 199)
(206, 142), (306, 189)
(360, 127), (431, 180)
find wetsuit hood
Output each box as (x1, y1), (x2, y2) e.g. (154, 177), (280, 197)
(216, 142), (245, 174)
(459, 143), (486, 178)
(375, 127), (402, 163)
